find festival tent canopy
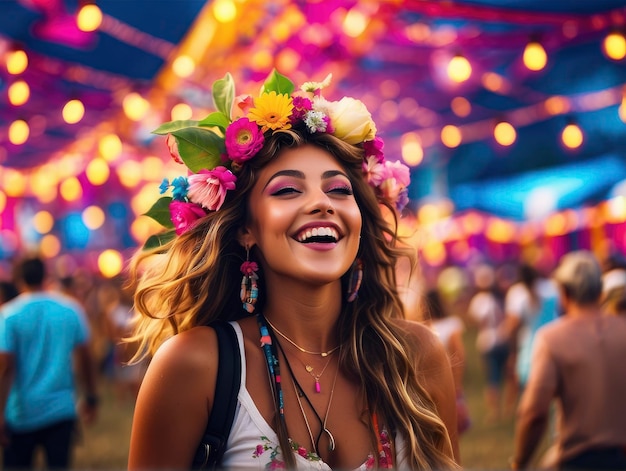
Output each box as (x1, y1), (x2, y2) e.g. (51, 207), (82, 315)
(1, 0), (626, 258)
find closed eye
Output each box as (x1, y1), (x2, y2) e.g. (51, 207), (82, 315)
(271, 187), (301, 196)
(328, 186), (353, 196)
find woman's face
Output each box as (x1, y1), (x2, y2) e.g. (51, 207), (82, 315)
(242, 144), (362, 286)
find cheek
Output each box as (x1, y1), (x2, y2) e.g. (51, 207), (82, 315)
(249, 203), (294, 242)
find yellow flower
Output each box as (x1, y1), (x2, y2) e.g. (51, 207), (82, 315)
(327, 97), (377, 144)
(248, 91), (293, 132)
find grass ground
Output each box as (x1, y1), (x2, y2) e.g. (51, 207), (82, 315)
(65, 327), (549, 470)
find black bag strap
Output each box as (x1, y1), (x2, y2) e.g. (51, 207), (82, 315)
(191, 321), (242, 470)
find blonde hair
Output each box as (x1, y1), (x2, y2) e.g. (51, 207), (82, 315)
(128, 124), (457, 469)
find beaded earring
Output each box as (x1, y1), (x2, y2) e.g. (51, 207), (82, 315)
(346, 259), (363, 302)
(240, 246), (259, 313)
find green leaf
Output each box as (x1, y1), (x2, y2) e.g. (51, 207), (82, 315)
(171, 127), (225, 173)
(143, 196), (175, 229)
(198, 112), (230, 132)
(212, 73), (235, 119)
(261, 69), (294, 96)
(152, 119), (199, 135)
(143, 230), (176, 251)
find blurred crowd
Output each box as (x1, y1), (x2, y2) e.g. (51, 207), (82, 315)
(411, 250), (626, 469)
(1, 247), (625, 469)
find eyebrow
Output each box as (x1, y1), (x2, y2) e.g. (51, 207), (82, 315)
(263, 169), (350, 190)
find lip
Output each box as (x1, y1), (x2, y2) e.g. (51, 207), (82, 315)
(292, 221), (344, 243)
(298, 241), (339, 251)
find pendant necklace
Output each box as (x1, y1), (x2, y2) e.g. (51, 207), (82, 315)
(277, 338), (339, 454)
(265, 316), (337, 393)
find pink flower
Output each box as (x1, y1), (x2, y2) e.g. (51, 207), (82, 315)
(187, 167), (237, 211)
(166, 133), (183, 164)
(240, 260), (258, 276)
(290, 96), (313, 123)
(225, 118), (265, 164)
(385, 160), (411, 188)
(253, 444), (264, 457)
(363, 137), (385, 163)
(362, 155), (389, 187)
(169, 201), (206, 235)
(269, 459), (286, 469)
(297, 447), (308, 458)
(232, 94), (254, 119)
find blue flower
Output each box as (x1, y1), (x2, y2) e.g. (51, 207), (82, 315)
(171, 176), (189, 201)
(159, 178), (170, 194)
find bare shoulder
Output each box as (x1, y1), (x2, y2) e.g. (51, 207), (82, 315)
(142, 326), (219, 405)
(393, 318), (443, 350)
(129, 325), (222, 469)
(392, 318), (448, 372)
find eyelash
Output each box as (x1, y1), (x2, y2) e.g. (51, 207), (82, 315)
(328, 186), (353, 195)
(269, 185), (353, 196)
(271, 187), (300, 196)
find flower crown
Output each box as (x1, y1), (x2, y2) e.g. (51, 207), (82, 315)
(143, 70), (411, 249)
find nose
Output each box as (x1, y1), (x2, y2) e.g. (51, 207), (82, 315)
(308, 189), (334, 215)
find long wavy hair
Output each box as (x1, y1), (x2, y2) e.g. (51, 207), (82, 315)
(127, 124), (457, 469)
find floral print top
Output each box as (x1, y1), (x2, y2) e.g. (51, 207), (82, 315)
(221, 323), (403, 470)
(251, 427), (393, 470)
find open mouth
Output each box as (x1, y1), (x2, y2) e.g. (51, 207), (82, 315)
(296, 226), (340, 244)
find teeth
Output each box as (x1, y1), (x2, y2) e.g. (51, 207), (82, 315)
(297, 226), (339, 242)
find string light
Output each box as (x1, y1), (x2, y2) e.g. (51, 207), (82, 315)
(77, 3), (103, 32)
(401, 132), (424, 166)
(494, 121), (517, 146)
(447, 54), (472, 83)
(451, 96), (471, 117)
(123, 92), (150, 121)
(33, 211), (54, 234)
(6, 49), (28, 75)
(441, 124), (462, 148)
(8, 80), (30, 106)
(40, 234), (61, 259)
(213, 0), (237, 23)
(172, 55), (196, 78)
(561, 121), (584, 149)
(85, 158), (110, 185)
(603, 31), (626, 61)
(343, 7), (369, 38)
(82, 205), (106, 230)
(8, 119), (29, 145)
(523, 40), (548, 71)
(98, 249), (123, 278)
(60, 177), (83, 202)
(62, 99), (85, 124)
(98, 134), (123, 161)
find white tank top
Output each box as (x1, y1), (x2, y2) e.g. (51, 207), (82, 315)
(221, 322), (408, 470)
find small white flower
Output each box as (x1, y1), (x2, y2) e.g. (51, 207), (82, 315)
(303, 110), (329, 133)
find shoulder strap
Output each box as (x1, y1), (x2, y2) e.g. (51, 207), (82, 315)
(191, 321), (242, 470)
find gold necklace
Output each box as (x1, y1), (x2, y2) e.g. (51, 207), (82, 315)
(291, 359), (339, 455)
(303, 354), (333, 393)
(265, 316), (340, 357)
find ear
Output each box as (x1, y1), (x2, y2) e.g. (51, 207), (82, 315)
(237, 226), (257, 249)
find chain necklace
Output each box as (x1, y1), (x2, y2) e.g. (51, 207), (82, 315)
(265, 316), (340, 357)
(278, 338), (339, 455)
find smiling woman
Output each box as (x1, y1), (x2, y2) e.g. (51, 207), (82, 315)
(125, 70), (459, 470)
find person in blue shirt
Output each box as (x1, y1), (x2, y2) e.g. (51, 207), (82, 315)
(0, 256), (99, 469)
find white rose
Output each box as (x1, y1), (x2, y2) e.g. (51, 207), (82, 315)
(327, 97), (377, 145)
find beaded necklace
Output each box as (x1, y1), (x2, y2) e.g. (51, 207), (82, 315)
(256, 312), (395, 468)
(276, 337), (338, 455)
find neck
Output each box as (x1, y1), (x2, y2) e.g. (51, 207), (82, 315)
(565, 302), (602, 318)
(262, 281), (342, 355)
